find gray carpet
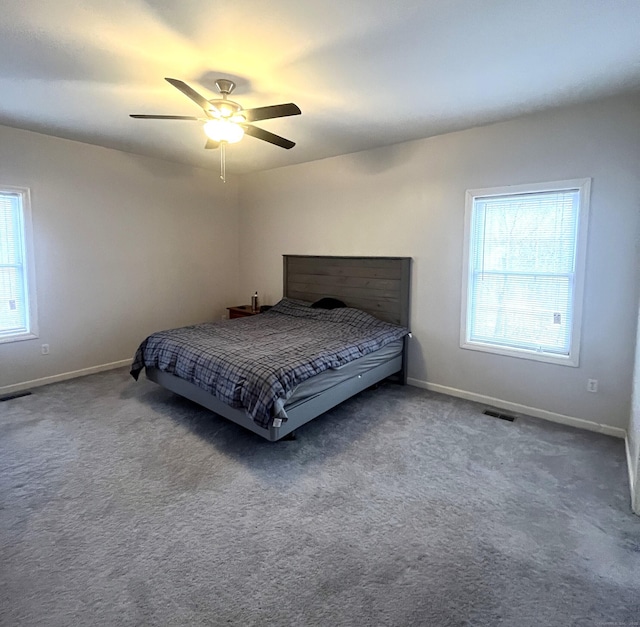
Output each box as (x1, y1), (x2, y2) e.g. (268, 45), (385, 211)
(1, 368), (638, 627)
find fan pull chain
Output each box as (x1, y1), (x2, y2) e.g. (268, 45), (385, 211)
(220, 141), (226, 182)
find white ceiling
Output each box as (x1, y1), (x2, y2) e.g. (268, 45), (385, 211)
(1, 0), (639, 175)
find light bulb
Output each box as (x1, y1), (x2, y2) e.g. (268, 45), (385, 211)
(203, 120), (244, 144)
(217, 102), (234, 118)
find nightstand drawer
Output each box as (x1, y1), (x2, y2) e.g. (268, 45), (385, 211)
(227, 305), (259, 319)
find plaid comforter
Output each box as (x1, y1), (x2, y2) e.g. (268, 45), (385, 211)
(130, 298), (409, 429)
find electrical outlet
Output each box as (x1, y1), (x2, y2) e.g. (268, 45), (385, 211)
(587, 379), (598, 393)
(41, 344), (50, 355)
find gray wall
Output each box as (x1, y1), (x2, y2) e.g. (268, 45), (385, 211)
(0, 125), (240, 391)
(238, 94), (640, 433)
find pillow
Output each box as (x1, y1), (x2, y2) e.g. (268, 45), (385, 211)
(310, 297), (347, 310)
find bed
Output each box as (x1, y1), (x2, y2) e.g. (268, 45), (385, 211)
(131, 255), (411, 441)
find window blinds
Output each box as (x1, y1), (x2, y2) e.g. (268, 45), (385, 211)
(467, 189), (579, 355)
(0, 191), (28, 337)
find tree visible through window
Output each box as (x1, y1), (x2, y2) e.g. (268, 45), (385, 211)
(461, 179), (590, 366)
(0, 187), (37, 342)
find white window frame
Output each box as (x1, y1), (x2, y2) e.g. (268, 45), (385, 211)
(460, 178), (590, 367)
(0, 185), (38, 344)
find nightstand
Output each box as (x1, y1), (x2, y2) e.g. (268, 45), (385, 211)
(227, 305), (260, 319)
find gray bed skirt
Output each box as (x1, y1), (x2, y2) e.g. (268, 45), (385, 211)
(145, 348), (403, 441)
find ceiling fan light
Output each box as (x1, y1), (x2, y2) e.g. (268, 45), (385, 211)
(203, 119), (244, 144)
(217, 102), (235, 118)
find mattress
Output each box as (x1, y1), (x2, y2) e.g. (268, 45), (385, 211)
(279, 339), (403, 416)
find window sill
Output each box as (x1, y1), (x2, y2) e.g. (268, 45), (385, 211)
(0, 332), (39, 345)
(460, 340), (579, 367)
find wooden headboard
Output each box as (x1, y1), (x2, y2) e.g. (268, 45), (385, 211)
(283, 255), (411, 328)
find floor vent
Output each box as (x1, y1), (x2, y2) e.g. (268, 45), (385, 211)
(483, 409), (515, 422)
(0, 391), (32, 402)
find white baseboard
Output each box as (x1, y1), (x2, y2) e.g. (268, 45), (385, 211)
(624, 436), (638, 514)
(407, 378), (627, 439)
(0, 359), (131, 396)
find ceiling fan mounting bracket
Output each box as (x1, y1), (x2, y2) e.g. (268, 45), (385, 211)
(215, 79), (236, 95)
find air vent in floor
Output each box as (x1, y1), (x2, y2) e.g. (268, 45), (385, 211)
(483, 409), (515, 422)
(0, 391), (32, 402)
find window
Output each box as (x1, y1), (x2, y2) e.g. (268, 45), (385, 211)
(461, 179), (590, 366)
(0, 186), (38, 343)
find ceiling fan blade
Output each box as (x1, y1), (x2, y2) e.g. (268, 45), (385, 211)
(165, 78), (211, 111)
(241, 103), (301, 123)
(243, 125), (295, 149)
(130, 114), (200, 120)
(204, 139), (220, 150)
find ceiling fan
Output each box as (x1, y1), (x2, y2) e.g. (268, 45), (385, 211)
(130, 77), (301, 180)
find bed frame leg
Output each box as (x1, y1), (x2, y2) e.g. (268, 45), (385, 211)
(280, 430), (297, 441)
